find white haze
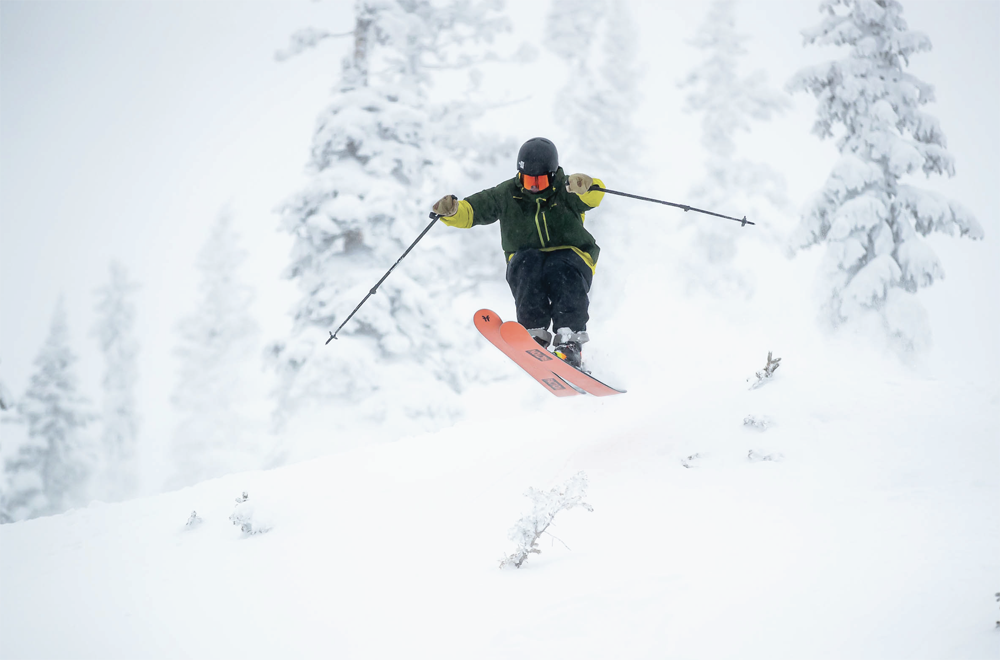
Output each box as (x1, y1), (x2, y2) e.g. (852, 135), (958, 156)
(2, 1), (997, 484)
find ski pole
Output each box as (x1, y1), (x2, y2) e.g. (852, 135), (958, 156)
(326, 211), (442, 344)
(590, 185), (754, 227)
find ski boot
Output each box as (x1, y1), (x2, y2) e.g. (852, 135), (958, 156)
(526, 328), (552, 349)
(553, 327), (589, 370)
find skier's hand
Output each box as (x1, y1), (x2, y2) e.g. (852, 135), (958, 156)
(566, 173), (594, 195)
(432, 195), (459, 217)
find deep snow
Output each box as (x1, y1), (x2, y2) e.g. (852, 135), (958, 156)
(2, 261), (997, 659)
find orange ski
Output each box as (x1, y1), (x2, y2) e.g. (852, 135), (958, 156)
(474, 309), (579, 397)
(498, 321), (625, 397)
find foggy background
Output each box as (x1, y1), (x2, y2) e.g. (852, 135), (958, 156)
(1, 0), (997, 499)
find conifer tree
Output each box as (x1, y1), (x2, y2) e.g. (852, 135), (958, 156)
(171, 211), (263, 487)
(789, 0), (983, 349)
(678, 0), (790, 296)
(5, 298), (95, 520)
(545, 0), (641, 179)
(267, 0), (512, 433)
(0, 362), (12, 412)
(93, 261), (140, 500)
(0, 359), (15, 523)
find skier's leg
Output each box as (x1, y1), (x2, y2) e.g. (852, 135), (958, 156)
(543, 249), (593, 335)
(506, 249), (552, 344)
(542, 250), (593, 367)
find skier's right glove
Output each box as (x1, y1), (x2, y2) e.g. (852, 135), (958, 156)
(432, 195), (459, 217)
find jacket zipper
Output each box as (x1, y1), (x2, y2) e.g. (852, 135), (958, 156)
(534, 198), (546, 247)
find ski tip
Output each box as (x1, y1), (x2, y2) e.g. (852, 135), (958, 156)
(474, 308), (499, 324)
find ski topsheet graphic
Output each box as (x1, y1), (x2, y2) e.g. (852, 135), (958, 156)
(474, 309), (625, 397)
(474, 309), (578, 397)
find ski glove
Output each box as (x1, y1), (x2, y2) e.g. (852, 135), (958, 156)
(432, 195), (459, 217)
(566, 173), (594, 195)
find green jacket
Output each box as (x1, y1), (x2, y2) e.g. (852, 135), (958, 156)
(441, 167), (606, 273)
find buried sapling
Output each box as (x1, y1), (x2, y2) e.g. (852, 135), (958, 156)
(500, 472), (593, 569)
(748, 351), (782, 389)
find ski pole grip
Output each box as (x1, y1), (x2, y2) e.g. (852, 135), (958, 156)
(429, 212), (441, 220)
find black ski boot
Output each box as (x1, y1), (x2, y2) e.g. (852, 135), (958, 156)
(527, 328), (552, 349)
(553, 327), (588, 369)
(554, 341), (583, 369)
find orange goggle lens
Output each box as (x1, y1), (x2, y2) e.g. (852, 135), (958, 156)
(522, 174), (550, 191)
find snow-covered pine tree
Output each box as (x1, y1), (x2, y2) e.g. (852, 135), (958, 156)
(543, 0), (642, 319)
(789, 0), (983, 349)
(678, 0), (791, 296)
(92, 261), (140, 500)
(170, 210), (264, 488)
(0, 359), (15, 522)
(267, 0), (512, 437)
(4, 298), (95, 520)
(545, 0), (641, 179)
(0, 361), (12, 412)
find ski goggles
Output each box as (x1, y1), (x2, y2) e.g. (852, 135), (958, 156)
(521, 173), (550, 192)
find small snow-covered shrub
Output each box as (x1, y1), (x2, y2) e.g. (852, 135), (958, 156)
(748, 449), (783, 463)
(185, 511), (203, 528)
(229, 491), (272, 536)
(681, 453), (702, 469)
(748, 352), (781, 390)
(500, 472), (593, 569)
(743, 415), (773, 431)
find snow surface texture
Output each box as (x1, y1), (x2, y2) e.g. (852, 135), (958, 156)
(2, 275), (997, 658)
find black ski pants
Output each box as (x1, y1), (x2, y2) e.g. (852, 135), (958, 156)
(505, 248), (593, 333)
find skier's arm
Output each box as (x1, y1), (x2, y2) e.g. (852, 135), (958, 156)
(438, 199), (475, 228)
(438, 182), (505, 228)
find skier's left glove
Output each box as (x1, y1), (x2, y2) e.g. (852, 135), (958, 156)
(432, 195), (459, 217)
(566, 173), (594, 195)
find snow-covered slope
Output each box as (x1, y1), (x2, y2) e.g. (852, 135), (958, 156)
(2, 272), (997, 659)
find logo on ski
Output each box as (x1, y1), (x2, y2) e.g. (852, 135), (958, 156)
(542, 378), (565, 391)
(527, 349), (552, 362)
(481, 314), (491, 323)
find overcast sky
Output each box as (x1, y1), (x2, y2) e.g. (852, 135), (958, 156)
(1, 0), (997, 467)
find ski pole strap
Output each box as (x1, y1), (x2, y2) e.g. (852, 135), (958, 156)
(590, 185), (753, 226)
(326, 215), (439, 344)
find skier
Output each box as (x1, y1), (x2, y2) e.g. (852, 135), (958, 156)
(432, 137), (604, 369)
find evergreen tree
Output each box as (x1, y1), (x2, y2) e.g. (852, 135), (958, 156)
(92, 261), (140, 500)
(789, 0), (983, 349)
(171, 210), (263, 487)
(0, 361), (12, 412)
(0, 359), (15, 523)
(545, 0), (641, 179)
(5, 298), (95, 520)
(267, 0), (512, 435)
(678, 0), (790, 296)
(543, 0), (642, 320)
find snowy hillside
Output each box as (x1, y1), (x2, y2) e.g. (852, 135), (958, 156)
(2, 273), (997, 658)
(2, 0), (998, 657)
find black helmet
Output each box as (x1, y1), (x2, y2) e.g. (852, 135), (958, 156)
(517, 137), (558, 177)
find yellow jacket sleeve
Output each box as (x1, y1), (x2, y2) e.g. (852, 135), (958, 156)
(439, 199), (474, 228)
(577, 178), (605, 208)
